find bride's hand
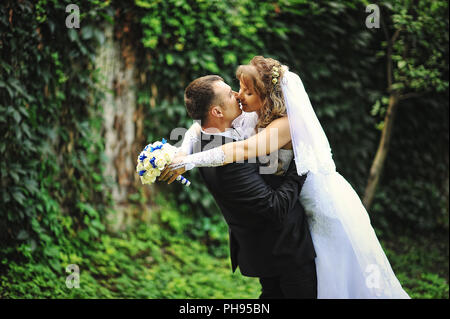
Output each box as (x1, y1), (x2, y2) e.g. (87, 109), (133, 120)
(159, 152), (187, 184)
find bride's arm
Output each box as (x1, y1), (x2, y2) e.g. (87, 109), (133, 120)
(157, 121), (201, 183)
(178, 121), (202, 155)
(221, 116), (291, 164)
(163, 116), (291, 179)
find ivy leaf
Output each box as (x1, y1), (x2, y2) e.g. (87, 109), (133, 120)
(81, 25), (94, 40)
(68, 28), (78, 42)
(93, 29), (105, 45)
(12, 189), (26, 204)
(166, 54), (174, 65)
(12, 109), (21, 123)
(398, 60), (407, 69)
(17, 230), (29, 240)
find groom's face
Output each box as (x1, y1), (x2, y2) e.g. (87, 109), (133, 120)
(212, 80), (242, 124)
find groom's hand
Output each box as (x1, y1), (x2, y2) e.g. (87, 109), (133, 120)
(159, 165), (187, 184)
(159, 151), (187, 184)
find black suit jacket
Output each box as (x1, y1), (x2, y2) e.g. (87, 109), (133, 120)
(197, 132), (316, 278)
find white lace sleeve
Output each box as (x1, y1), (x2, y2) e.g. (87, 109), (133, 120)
(178, 121), (202, 155)
(171, 146), (225, 170)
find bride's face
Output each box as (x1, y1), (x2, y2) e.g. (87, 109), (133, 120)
(238, 78), (263, 113)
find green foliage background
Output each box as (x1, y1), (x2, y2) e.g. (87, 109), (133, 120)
(0, 0), (448, 298)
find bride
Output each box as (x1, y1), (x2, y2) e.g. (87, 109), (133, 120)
(163, 56), (410, 299)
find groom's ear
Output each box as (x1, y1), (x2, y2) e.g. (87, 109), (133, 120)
(210, 105), (224, 118)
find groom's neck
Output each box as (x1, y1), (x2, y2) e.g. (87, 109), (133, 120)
(202, 119), (232, 133)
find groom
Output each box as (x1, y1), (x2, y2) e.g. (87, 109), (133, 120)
(182, 75), (317, 298)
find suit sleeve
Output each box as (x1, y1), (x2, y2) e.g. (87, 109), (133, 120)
(217, 160), (307, 225)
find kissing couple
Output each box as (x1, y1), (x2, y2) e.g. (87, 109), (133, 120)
(159, 56), (410, 299)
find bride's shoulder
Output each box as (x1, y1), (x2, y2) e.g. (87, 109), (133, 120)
(268, 116), (289, 128)
(264, 116), (291, 140)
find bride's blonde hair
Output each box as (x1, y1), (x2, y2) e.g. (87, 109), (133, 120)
(236, 56), (287, 129)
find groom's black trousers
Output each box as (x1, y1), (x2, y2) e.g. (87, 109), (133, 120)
(259, 260), (317, 299)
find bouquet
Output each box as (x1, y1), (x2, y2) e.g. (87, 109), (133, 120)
(136, 138), (191, 186)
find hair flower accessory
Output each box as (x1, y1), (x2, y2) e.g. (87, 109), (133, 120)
(271, 66), (280, 85)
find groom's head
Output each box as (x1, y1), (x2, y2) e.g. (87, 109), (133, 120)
(184, 75), (241, 130)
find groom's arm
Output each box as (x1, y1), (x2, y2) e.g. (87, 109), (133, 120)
(218, 160), (307, 225)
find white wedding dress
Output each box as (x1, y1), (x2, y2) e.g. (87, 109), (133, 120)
(179, 69), (410, 299)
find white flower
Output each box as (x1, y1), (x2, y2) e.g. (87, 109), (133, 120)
(136, 162), (145, 172)
(141, 174), (156, 184)
(152, 149), (162, 158)
(147, 168), (158, 178)
(156, 158), (166, 169)
(142, 170), (157, 184)
(163, 152), (172, 162)
(143, 157), (152, 170)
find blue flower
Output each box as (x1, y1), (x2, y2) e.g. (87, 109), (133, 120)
(149, 157), (157, 168)
(138, 170), (146, 176)
(139, 153), (147, 162)
(150, 144), (163, 152)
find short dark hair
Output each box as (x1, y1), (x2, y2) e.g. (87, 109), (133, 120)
(184, 75), (224, 123)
